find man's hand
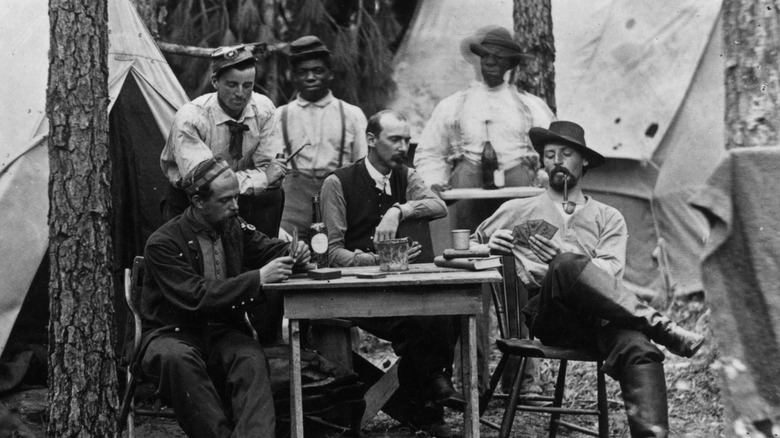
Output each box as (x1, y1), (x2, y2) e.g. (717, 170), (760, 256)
(430, 183), (451, 197)
(407, 241), (422, 263)
(264, 158), (288, 188)
(488, 229), (515, 254)
(291, 242), (311, 266)
(260, 256), (293, 284)
(529, 235), (560, 263)
(373, 207), (401, 243)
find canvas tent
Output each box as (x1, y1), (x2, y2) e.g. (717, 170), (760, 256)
(392, 0), (725, 296)
(0, 0), (189, 357)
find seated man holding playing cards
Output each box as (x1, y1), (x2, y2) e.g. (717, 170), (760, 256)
(470, 120), (705, 437)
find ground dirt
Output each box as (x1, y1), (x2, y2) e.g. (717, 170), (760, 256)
(0, 297), (724, 437)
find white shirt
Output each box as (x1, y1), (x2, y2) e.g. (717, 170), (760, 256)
(364, 157), (392, 195)
(160, 92), (278, 195)
(269, 91), (368, 175)
(414, 81), (555, 187)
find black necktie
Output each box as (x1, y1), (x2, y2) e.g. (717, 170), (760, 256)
(224, 120), (249, 162)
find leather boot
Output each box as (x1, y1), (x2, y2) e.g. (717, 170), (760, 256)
(618, 363), (669, 437)
(567, 263), (704, 358)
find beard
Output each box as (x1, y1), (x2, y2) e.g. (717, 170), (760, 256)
(548, 166), (580, 191)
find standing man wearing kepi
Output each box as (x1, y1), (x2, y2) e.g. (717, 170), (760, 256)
(414, 25), (556, 233)
(271, 35), (368, 239)
(139, 158), (310, 438)
(161, 44), (287, 236)
(472, 121), (705, 437)
(320, 110), (460, 437)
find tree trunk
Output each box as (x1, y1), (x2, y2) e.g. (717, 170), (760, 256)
(47, 1), (118, 437)
(723, 0), (780, 149)
(513, 0), (556, 113)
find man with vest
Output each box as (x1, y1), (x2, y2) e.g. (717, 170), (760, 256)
(161, 44), (287, 237)
(319, 110), (460, 437)
(271, 35), (368, 239)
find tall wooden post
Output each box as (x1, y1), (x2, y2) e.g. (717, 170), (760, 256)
(513, 0), (556, 113)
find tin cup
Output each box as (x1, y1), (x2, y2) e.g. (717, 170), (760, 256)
(451, 229), (471, 250)
(376, 238), (411, 271)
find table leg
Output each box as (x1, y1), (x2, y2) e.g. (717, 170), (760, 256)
(462, 314), (480, 438)
(289, 319), (304, 438)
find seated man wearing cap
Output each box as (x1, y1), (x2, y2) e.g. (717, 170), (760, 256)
(139, 158), (310, 438)
(270, 35), (368, 239)
(320, 110), (460, 437)
(161, 44), (287, 237)
(471, 121), (705, 437)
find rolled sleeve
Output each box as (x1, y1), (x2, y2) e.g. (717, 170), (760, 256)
(400, 169), (448, 220)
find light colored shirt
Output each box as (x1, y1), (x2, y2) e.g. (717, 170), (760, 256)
(160, 92), (278, 195)
(321, 161), (448, 267)
(471, 192), (627, 288)
(365, 157), (392, 195)
(414, 81), (556, 187)
(269, 91), (368, 175)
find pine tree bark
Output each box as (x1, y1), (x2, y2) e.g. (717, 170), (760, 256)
(513, 0), (556, 113)
(723, 0), (780, 149)
(47, 0), (118, 436)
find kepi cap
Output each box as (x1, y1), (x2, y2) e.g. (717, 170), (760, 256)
(211, 44), (257, 76)
(182, 158), (231, 195)
(468, 26), (528, 61)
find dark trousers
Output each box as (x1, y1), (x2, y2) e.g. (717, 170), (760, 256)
(141, 326), (276, 438)
(530, 253), (665, 378)
(350, 316), (459, 395)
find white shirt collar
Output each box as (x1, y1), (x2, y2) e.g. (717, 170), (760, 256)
(295, 90), (334, 108)
(364, 158), (392, 195)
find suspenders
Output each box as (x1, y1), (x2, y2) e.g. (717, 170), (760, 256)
(282, 99), (347, 172)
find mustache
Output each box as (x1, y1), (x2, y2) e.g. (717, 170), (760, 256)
(551, 166), (570, 176)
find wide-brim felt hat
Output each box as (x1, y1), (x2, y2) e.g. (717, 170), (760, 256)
(211, 44), (257, 75)
(289, 35), (331, 62)
(529, 121), (606, 169)
(467, 26), (529, 61)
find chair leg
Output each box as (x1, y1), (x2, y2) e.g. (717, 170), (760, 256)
(480, 353), (509, 415)
(548, 359), (568, 438)
(596, 362), (609, 438)
(498, 356), (528, 438)
(118, 372), (138, 434)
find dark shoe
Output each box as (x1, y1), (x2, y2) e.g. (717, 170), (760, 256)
(427, 371), (467, 411)
(655, 324), (705, 358)
(619, 363), (669, 437)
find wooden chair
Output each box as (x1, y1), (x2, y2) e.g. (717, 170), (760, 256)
(118, 256), (176, 437)
(479, 253), (609, 438)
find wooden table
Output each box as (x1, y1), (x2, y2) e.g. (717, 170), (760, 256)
(264, 263), (502, 438)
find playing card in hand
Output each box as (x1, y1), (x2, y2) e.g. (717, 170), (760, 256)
(527, 219), (543, 237)
(513, 224), (529, 247)
(534, 220), (559, 240)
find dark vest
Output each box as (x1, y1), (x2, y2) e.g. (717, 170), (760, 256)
(333, 158), (409, 253)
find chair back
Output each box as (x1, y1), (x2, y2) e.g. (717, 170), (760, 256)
(497, 253), (528, 340)
(124, 256), (145, 353)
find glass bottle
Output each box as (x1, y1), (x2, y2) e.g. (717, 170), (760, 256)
(308, 194), (329, 268)
(481, 120), (499, 190)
